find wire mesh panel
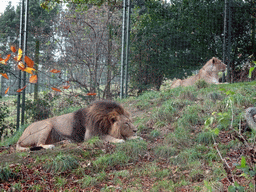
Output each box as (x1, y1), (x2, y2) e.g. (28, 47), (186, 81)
(0, 0), (255, 97)
(128, 0), (255, 93)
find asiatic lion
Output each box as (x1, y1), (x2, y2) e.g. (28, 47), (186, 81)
(171, 57), (226, 88)
(16, 100), (140, 151)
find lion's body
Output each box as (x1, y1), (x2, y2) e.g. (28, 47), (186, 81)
(171, 57), (227, 88)
(16, 100), (139, 151)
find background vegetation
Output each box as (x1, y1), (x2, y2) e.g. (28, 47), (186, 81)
(1, 81), (256, 191)
(0, 0), (256, 191)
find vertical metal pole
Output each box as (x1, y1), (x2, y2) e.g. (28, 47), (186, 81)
(124, 0), (131, 98)
(17, 0), (24, 130)
(227, 0), (231, 83)
(21, 0), (29, 125)
(120, 0), (127, 99)
(222, 0), (227, 83)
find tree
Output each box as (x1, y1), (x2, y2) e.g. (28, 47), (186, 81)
(54, 4), (123, 98)
(129, 0), (254, 93)
(0, 0), (59, 97)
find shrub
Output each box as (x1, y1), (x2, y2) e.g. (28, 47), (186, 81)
(25, 92), (53, 121)
(0, 102), (10, 138)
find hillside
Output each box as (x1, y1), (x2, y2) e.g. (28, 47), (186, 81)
(1, 81), (256, 191)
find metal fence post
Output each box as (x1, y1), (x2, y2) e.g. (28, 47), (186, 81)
(120, 0), (127, 99)
(17, 0), (24, 130)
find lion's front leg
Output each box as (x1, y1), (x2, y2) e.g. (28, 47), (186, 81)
(37, 123), (55, 149)
(102, 135), (125, 143)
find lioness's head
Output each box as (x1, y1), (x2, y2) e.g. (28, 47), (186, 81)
(207, 57), (227, 72)
(109, 114), (137, 140)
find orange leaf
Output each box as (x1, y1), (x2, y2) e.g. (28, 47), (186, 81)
(13, 56), (18, 61)
(63, 85), (70, 89)
(4, 54), (11, 62)
(17, 85), (27, 93)
(86, 92), (97, 96)
(0, 73), (9, 79)
(50, 69), (61, 73)
(24, 67), (35, 74)
(25, 56), (34, 68)
(0, 54), (11, 65)
(0, 57), (3, 61)
(5, 87), (10, 94)
(18, 62), (26, 71)
(51, 87), (62, 92)
(11, 46), (17, 53)
(29, 75), (38, 84)
(17, 48), (22, 61)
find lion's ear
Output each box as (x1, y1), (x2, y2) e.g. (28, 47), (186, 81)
(212, 58), (215, 64)
(108, 111), (120, 124)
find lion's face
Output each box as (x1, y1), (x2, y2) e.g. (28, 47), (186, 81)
(110, 115), (137, 139)
(211, 57), (227, 72)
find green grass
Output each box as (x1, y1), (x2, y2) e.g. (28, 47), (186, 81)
(93, 151), (130, 171)
(43, 153), (79, 173)
(0, 164), (16, 182)
(1, 81), (256, 190)
(0, 124), (28, 147)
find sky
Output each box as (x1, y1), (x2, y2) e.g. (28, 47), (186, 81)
(0, 0), (20, 13)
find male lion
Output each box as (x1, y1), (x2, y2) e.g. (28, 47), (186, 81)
(171, 57), (226, 88)
(16, 100), (140, 151)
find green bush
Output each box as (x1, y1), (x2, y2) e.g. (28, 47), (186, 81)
(25, 92), (53, 121)
(0, 102), (10, 138)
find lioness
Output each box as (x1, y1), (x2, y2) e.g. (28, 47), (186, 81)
(16, 100), (140, 151)
(171, 57), (226, 88)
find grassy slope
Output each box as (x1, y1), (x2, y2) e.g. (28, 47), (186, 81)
(1, 81), (256, 191)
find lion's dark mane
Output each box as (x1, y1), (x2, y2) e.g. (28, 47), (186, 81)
(69, 100), (125, 142)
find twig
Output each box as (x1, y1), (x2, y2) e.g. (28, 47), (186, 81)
(212, 135), (235, 185)
(234, 129), (250, 149)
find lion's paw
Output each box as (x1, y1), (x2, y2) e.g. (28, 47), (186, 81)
(127, 136), (143, 140)
(115, 139), (125, 143)
(39, 144), (55, 150)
